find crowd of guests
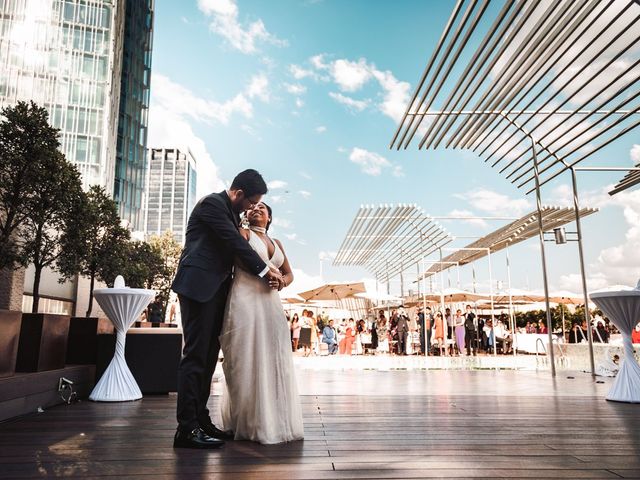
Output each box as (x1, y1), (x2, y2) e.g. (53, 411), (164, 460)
(285, 306), (630, 356)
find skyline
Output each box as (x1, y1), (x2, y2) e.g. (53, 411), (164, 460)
(148, 0), (640, 298)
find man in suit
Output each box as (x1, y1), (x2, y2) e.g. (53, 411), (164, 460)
(396, 307), (410, 355)
(171, 169), (284, 449)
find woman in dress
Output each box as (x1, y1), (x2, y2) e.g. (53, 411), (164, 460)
(218, 202), (304, 444)
(434, 311), (445, 355)
(454, 309), (465, 356)
(291, 313), (301, 351)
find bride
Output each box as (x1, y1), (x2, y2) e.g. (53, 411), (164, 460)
(218, 202), (304, 444)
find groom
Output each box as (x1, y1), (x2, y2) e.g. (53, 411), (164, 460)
(171, 169), (284, 449)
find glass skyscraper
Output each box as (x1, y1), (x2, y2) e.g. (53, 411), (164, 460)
(0, 0), (153, 312)
(145, 148), (198, 245)
(114, 0), (153, 231)
(0, 0), (153, 229)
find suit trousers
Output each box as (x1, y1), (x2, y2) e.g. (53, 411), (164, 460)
(397, 331), (408, 355)
(177, 279), (230, 431)
(465, 328), (476, 355)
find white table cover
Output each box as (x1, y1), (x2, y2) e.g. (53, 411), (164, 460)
(89, 288), (156, 402)
(590, 289), (640, 403)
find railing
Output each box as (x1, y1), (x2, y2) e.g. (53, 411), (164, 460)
(536, 336), (569, 369)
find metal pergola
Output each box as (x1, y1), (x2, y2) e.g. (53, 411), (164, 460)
(610, 163), (640, 195)
(333, 204), (453, 295)
(390, 0), (640, 376)
(421, 206), (598, 277)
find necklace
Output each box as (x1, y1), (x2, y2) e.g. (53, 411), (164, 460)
(250, 226), (267, 234)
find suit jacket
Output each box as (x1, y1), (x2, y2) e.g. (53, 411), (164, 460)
(171, 191), (268, 303)
(396, 315), (410, 334)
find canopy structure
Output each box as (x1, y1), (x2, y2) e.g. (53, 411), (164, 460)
(333, 204), (453, 282)
(610, 163), (640, 195)
(421, 205), (598, 278)
(390, 0), (640, 376)
(298, 282), (366, 302)
(390, 0), (640, 192)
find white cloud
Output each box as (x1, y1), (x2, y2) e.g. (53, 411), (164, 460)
(298, 190), (311, 199)
(392, 165), (404, 178)
(289, 64), (315, 80)
(295, 98), (304, 108)
(446, 209), (489, 229)
(197, 0), (286, 54)
(269, 195), (284, 204)
(240, 124), (261, 140)
(315, 126), (326, 133)
(246, 73), (270, 102)
(284, 233), (298, 240)
(272, 217), (292, 229)
(346, 148), (404, 178)
(283, 83), (306, 95)
(371, 69), (411, 123)
(631, 144), (640, 164)
(280, 267), (323, 299)
(318, 251), (337, 261)
(332, 58), (371, 92)
(453, 188), (532, 217)
(267, 180), (288, 189)
(299, 171), (312, 179)
(329, 92), (369, 112)
(151, 74), (253, 125)
(310, 54), (329, 70)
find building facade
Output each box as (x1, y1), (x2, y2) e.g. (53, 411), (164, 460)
(145, 148), (197, 245)
(114, 0), (153, 231)
(0, 0), (153, 313)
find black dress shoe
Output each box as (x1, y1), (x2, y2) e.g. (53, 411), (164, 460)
(200, 422), (235, 440)
(173, 427), (225, 449)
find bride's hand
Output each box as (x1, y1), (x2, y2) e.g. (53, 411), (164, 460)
(265, 268), (283, 290)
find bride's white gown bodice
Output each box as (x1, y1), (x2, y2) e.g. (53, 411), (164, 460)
(218, 230), (304, 444)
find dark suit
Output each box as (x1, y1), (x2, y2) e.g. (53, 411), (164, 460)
(396, 315), (410, 355)
(172, 191), (267, 432)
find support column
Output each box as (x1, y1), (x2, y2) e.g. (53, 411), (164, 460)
(571, 167), (596, 377)
(532, 138), (556, 376)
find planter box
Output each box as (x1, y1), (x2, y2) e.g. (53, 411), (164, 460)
(16, 313), (70, 372)
(0, 310), (22, 378)
(66, 317), (113, 365)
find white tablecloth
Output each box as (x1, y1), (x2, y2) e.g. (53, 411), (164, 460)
(590, 290), (640, 403)
(514, 333), (550, 354)
(89, 288), (156, 402)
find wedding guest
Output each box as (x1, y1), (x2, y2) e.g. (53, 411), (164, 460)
(291, 314), (301, 351)
(445, 307), (453, 341)
(148, 295), (164, 323)
(433, 311), (445, 355)
(370, 313), (379, 353)
(538, 321), (548, 334)
(484, 319), (495, 352)
(322, 320), (338, 354)
(377, 312), (389, 353)
(464, 305), (476, 356)
(454, 309), (465, 356)
(525, 321), (536, 334)
(306, 310), (319, 355)
(395, 307), (410, 355)
(632, 323), (640, 344)
(568, 322), (582, 343)
(339, 319), (356, 354)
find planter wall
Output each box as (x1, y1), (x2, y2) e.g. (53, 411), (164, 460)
(0, 310), (22, 378)
(16, 313), (70, 372)
(66, 317), (113, 365)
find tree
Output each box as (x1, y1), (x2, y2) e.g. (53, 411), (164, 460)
(0, 101), (62, 269)
(148, 231), (182, 318)
(58, 186), (131, 317)
(122, 240), (166, 289)
(19, 155), (84, 312)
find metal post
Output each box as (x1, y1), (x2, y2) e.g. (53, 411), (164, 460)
(456, 264), (461, 288)
(571, 167), (596, 377)
(421, 257), (428, 356)
(439, 247), (447, 355)
(506, 247), (516, 356)
(488, 248), (497, 356)
(532, 137), (556, 376)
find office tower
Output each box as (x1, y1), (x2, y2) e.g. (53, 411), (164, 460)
(145, 148), (198, 245)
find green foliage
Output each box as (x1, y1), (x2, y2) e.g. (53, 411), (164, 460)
(148, 231), (182, 317)
(0, 101), (62, 269)
(19, 154), (84, 312)
(58, 185), (131, 316)
(122, 241), (166, 289)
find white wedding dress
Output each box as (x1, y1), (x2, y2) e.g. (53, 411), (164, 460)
(218, 230), (304, 444)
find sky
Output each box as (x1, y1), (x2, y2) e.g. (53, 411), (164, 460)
(147, 0), (640, 298)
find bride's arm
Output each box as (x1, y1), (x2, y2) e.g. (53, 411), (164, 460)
(274, 239), (294, 288)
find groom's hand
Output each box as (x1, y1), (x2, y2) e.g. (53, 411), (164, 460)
(265, 268), (284, 290)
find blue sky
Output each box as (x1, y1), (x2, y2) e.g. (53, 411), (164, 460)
(148, 0), (640, 296)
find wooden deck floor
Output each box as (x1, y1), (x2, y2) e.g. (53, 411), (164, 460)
(0, 371), (638, 479)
